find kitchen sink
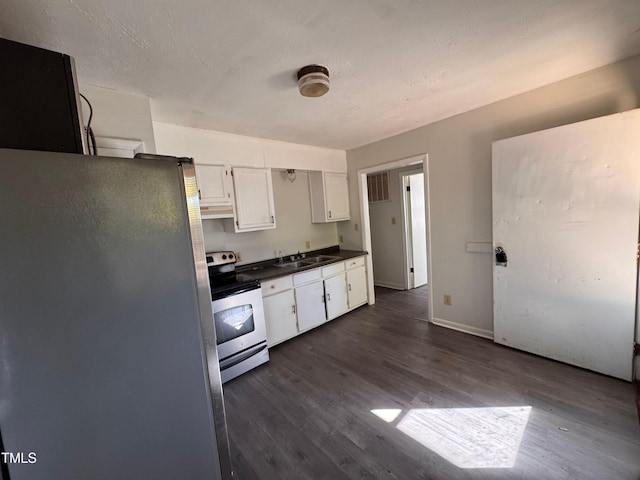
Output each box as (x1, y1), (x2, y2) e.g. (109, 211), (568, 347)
(274, 260), (308, 269)
(273, 255), (342, 269)
(302, 255), (341, 264)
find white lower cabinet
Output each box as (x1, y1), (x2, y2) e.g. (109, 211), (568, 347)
(295, 280), (326, 332)
(346, 265), (367, 309)
(263, 289), (298, 347)
(324, 273), (348, 320)
(261, 255), (368, 346)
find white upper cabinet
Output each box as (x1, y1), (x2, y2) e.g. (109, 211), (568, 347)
(231, 167), (276, 232)
(195, 164), (234, 218)
(309, 172), (350, 223)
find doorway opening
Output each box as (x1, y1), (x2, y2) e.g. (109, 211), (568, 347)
(356, 154), (433, 322)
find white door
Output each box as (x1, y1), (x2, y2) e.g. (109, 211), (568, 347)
(492, 109), (640, 380)
(325, 173), (350, 221)
(325, 273), (348, 320)
(195, 164), (232, 206)
(346, 266), (368, 309)
(409, 174), (428, 288)
(263, 290), (298, 347)
(232, 167), (276, 231)
(295, 281), (326, 332)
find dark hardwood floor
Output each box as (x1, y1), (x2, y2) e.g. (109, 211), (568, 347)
(222, 286), (640, 480)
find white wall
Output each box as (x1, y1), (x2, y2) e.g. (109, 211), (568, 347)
(202, 170), (339, 264)
(340, 54), (640, 338)
(369, 165), (422, 289)
(153, 122), (346, 171)
(78, 83), (156, 153)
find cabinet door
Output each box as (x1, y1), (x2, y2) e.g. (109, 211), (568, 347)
(324, 173), (350, 221)
(195, 164), (232, 206)
(324, 273), (348, 320)
(263, 290), (298, 347)
(233, 167), (276, 231)
(295, 281), (326, 332)
(346, 265), (367, 309)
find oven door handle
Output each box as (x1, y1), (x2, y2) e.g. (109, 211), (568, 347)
(219, 343), (268, 370)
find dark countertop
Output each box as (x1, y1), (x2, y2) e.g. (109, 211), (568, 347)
(236, 247), (368, 281)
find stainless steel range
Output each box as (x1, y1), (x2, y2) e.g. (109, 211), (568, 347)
(207, 251), (269, 383)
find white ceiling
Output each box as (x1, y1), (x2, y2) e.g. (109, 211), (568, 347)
(2, 0), (640, 150)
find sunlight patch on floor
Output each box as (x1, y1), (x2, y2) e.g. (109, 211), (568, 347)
(371, 406), (531, 469)
(371, 408), (402, 423)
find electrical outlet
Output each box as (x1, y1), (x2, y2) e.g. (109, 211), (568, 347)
(305, 240), (311, 249)
(235, 252), (242, 262)
(391, 217), (396, 225)
(443, 294), (452, 306)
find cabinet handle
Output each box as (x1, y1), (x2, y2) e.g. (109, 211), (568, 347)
(327, 293), (331, 301)
(270, 285), (275, 289)
(198, 189), (202, 200)
(348, 284), (352, 291)
(271, 215), (274, 223)
(328, 210), (332, 219)
(292, 305), (296, 314)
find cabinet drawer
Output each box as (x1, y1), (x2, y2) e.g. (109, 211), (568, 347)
(322, 261), (345, 278)
(344, 256), (365, 269)
(293, 268), (322, 286)
(261, 275), (293, 296)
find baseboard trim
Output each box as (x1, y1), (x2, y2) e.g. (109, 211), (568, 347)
(374, 281), (404, 290)
(431, 317), (494, 340)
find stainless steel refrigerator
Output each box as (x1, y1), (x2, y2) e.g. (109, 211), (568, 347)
(0, 149), (233, 480)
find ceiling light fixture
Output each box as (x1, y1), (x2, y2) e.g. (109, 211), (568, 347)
(297, 65), (330, 98)
(286, 169), (297, 182)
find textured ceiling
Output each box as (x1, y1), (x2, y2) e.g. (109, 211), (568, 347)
(2, 0), (640, 149)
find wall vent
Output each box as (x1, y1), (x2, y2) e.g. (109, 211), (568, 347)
(367, 171), (390, 203)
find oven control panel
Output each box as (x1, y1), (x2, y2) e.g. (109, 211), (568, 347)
(206, 251), (237, 266)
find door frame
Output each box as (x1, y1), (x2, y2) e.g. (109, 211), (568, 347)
(356, 154), (434, 323)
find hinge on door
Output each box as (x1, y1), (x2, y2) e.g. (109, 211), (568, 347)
(236, 220), (239, 227)
(225, 170), (228, 175)
(637, 243), (640, 260)
(410, 267), (414, 273)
